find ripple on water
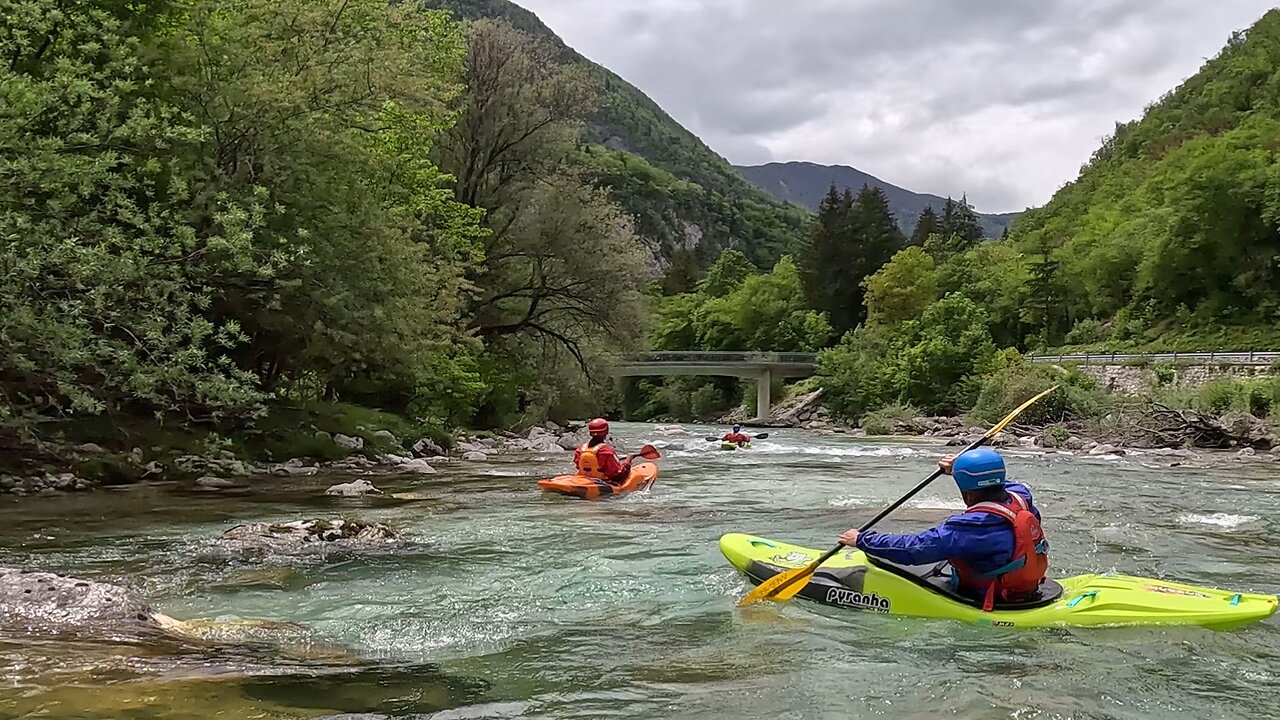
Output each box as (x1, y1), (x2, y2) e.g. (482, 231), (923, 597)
(1178, 512), (1261, 529)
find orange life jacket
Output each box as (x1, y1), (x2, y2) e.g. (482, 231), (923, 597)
(576, 443), (608, 480)
(951, 492), (1050, 611)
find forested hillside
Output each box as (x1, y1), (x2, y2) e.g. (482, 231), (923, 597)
(737, 161), (1018, 238)
(816, 8), (1280, 424)
(639, 9), (1280, 424)
(422, 0), (809, 274)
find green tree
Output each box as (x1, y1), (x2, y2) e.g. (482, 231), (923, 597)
(910, 206), (942, 246)
(168, 0), (487, 421)
(1024, 242), (1065, 347)
(435, 20), (651, 423)
(697, 248), (756, 297)
(661, 248), (702, 295)
(864, 247), (940, 325)
(819, 294), (999, 418)
(696, 256), (831, 351)
(932, 196), (985, 257)
(800, 184), (905, 336)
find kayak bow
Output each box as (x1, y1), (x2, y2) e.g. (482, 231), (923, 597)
(721, 533), (1278, 630)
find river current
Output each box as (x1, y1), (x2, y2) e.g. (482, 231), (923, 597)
(1, 423), (1278, 719)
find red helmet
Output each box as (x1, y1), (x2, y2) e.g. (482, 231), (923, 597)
(587, 418), (609, 438)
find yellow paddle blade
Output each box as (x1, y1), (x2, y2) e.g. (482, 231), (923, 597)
(737, 557), (823, 606)
(986, 385), (1059, 438)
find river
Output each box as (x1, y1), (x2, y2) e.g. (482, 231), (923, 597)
(1, 423), (1278, 719)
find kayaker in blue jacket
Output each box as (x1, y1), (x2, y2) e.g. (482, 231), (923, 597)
(838, 448), (1050, 609)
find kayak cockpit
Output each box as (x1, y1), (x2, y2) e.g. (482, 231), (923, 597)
(864, 557), (1065, 610)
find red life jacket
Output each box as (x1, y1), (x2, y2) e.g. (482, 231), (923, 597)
(951, 491), (1050, 611)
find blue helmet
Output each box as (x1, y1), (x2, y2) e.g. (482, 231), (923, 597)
(952, 448), (1006, 491)
(733, 424), (741, 432)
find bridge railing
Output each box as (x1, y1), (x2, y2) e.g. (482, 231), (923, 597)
(1027, 351), (1280, 366)
(618, 351), (818, 365)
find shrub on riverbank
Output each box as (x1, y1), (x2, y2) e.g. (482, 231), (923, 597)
(860, 403), (922, 435)
(969, 363), (1113, 426)
(1158, 377), (1280, 420)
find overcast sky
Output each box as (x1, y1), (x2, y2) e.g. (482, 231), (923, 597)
(516, 0), (1275, 213)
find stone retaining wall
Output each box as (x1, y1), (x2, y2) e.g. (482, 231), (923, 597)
(1078, 363), (1271, 395)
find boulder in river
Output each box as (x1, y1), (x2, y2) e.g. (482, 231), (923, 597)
(0, 566), (172, 637)
(325, 479), (382, 496)
(396, 458), (436, 475)
(333, 433), (364, 452)
(462, 451), (488, 462)
(413, 437), (446, 458)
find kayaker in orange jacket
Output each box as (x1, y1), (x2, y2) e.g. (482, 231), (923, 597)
(574, 418), (631, 484)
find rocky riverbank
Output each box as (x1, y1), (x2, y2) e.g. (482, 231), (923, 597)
(718, 386), (1280, 463)
(1, 421), (587, 498)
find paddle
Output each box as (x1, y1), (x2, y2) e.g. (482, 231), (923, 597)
(705, 432), (769, 442)
(625, 444), (662, 463)
(736, 385), (1059, 607)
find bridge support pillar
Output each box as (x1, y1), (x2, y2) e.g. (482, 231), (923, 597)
(754, 368), (772, 423)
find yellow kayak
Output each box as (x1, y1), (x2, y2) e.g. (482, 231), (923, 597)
(720, 533), (1278, 630)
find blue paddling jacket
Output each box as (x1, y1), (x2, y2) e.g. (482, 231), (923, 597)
(854, 483), (1041, 581)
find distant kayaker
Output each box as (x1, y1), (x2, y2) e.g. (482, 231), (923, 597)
(837, 448), (1050, 610)
(721, 424), (752, 446)
(574, 418), (631, 485)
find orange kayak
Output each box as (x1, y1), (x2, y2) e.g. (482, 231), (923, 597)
(537, 462), (659, 500)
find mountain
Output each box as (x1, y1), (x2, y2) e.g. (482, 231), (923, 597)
(422, 0), (809, 272)
(736, 161), (1018, 238)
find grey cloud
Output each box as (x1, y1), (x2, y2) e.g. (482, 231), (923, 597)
(518, 0), (1276, 211)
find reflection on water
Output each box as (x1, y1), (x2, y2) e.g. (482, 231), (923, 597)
(0, 422), (1277, 718)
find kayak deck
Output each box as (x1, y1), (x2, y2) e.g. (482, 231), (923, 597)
(721, 533), (1278, 630)
(537, 462), (658, 500)
(719, 442), (750, 450)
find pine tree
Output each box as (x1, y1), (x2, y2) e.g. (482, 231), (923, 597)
(931, 196), (985, 258)
(1025, 239), (1064, 346)
(799, 184), (853, 321)
(801, 184), (906, 336)
(661, 247), (702, 295)
(910, 206), (941, 246)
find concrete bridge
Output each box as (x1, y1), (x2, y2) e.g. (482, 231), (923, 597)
(612, 352), (817, 421)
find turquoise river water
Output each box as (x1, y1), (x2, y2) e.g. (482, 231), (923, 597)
(1, 422), (1278, 719)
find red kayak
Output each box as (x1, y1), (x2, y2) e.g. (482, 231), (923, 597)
(537, 462), (659, 500)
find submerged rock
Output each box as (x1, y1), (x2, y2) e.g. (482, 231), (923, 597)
(197, 476), (246, 490)
(211, 519), (400, 559)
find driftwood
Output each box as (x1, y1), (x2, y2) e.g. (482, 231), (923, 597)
(1127, 402), (1276, 450)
